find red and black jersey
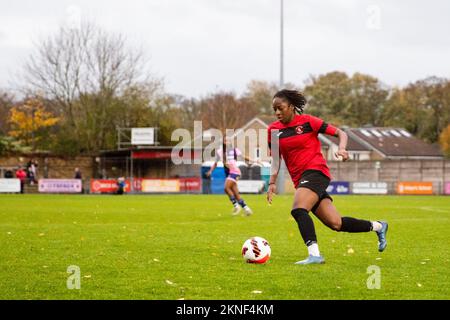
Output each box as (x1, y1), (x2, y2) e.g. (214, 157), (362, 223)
(267, 114), (337, 186)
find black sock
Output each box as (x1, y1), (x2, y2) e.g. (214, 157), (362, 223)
(340, 217), (372, 233)
(238, 199), (247, 208)
(291, 208), (317, 246)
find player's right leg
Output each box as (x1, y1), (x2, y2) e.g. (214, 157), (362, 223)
(291, 187), (325, 265)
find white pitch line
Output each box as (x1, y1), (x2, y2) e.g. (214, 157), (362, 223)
(418, 207), (450, 213)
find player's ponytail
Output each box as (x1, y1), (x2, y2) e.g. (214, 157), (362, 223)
(273, 89), (307, 114)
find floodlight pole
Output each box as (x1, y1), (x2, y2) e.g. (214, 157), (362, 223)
(280, 0), (284, 88)
(278, 0), (286, 194)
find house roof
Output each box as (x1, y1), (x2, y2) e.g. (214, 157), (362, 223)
(319, 134), (372, 152)
(348, 127), (443, 158)
(257, 115), (277, 126)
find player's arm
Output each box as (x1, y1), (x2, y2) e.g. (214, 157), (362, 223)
(266, 128), (281, 204)
(242, 154), (259, 164)
(266, 155), (280, 205)
(333, 128), (349, 162)
(206, 148), (222, 177)
(314, 115), (349, 162)
(206, 161), (217, 177)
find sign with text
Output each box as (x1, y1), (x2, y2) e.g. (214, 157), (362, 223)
(326, 181), (350, 195)
(0, 179), (21, 193)
(131, 128), (154, 145)
(352, 182), (388, 194)
(179, 177), (202, 193)
(90, 179), (143, 193)
(39, 179), (82, 193)
(445, 182), (450, 195)
(237, 180), (266, 194)
(90, 179), (130, 193)
(397, 182), (433, 195)
(141, 179), (180, 192)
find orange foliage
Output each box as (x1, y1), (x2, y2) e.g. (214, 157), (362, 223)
(8, 98), (59, 146)
(439, 125), (450, 157)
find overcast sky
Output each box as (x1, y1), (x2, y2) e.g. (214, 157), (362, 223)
(1, 0), (449, 97)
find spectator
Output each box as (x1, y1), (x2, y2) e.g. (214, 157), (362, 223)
(117, 177), (126, 195)
(27, 159), (38, 185)
(4, 169), (14, 178)
(74, 168), (82, 179)
(101, 168), (107, 179)
(74, 168), (84, 193)
(15, 167), (27, 194)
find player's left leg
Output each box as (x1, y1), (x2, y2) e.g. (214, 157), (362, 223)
(312, 198), (388, 252)
(230, 180), (252, 216)
(224, 178), (240, 214)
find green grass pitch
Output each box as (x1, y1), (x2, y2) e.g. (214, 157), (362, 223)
(0, 194), (449, 300)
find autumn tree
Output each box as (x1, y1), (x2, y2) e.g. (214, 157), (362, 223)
(199, 91), (259, 133)
(8, 97), (59, 151)
(243, 80), (296, 115)
(439, 125), (450, 157)
(303, 71), (352, 125)
(382, 77), (450, 143)
(346, 73), (389, 126)
(304, 71), (388, 127)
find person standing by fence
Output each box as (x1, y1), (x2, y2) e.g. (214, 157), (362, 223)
(15, 167), (27, 194)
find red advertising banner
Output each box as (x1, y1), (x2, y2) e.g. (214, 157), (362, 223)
(179, 177), (202, 192)
(132, 151), (172, 159)
(132, 150), (202, 160)
(90, 179), (131, 193)
(90, 178), (200, 193)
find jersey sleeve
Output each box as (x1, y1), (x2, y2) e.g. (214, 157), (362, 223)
(309, 115), (337, 136)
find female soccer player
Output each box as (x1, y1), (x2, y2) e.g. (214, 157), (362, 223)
(206, 138), (253, 216)
(267, 89), (388, 265)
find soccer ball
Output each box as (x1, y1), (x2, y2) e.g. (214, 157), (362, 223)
(241, 237), (271, 264)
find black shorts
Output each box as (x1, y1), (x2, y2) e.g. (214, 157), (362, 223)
(296, 170), (333, 213)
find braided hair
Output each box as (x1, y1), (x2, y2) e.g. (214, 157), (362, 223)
(273, 89), (307, 114)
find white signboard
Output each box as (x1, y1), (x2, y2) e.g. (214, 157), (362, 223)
(237, 180), (266, 194)
(352, 182), (388, 194)
(38, 179), (82, 193)
(0, 179), (21, 193)
(132, 128), (154, 145)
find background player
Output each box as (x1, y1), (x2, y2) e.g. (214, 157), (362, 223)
(206, 137), (253, 216)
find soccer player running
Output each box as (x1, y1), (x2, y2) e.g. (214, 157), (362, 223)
(267, 89), (388, 265)
(206, 137), (253, 216)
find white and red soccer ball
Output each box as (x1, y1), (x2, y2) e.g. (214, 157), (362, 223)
(241, 237), (271, 264)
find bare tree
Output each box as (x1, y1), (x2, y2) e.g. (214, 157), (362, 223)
(22, 22), (156, 152)
(199, 92), (258, 133)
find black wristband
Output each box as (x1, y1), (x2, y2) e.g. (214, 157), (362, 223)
(268, 182), (276, 186)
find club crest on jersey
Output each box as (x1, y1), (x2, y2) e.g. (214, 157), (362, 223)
(295, 125), (304, 134)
